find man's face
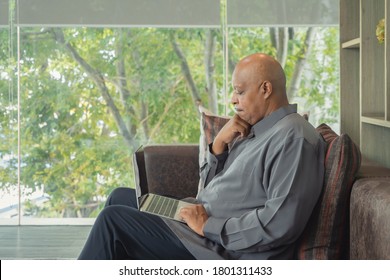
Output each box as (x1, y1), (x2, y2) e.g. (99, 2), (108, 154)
(231, 67), (266, 125)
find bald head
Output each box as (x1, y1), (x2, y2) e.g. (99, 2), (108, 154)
(234, 53), (287, 99)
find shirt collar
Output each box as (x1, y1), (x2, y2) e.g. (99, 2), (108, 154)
(250, 104), (297, 137)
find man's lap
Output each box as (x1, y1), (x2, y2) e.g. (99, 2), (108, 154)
(78, 187), (195, 259)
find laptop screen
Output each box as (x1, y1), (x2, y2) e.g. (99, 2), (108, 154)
(132, 145), (144, 209)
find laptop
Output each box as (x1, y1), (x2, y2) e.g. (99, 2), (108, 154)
(132, 146), (195, 222)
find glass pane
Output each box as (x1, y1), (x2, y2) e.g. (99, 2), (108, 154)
(18, 27), (223, 220)
(17, 0), (220, 27)
(227, 0), (339, 26)
(227, 26), (340, 130)
(0, 25), (18, 221)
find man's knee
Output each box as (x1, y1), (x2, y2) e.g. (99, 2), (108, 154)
(105, 187), (136, 207)
(95, 205), (163, 241)
(95, 205), (128, 227)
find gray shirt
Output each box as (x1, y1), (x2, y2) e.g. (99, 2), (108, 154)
(164, 104), (325, 259)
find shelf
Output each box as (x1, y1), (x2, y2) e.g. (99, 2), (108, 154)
(340, 0), (390, 168)
(361, 116), (390, 128)
(341, 38), (360, 49)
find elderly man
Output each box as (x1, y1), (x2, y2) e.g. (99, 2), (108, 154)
(78, 53), (325, 260)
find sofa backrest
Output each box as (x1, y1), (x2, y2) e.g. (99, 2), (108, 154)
(134, 144), (200, 199)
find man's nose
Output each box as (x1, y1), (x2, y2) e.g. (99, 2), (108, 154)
(231, 92), (238, 104)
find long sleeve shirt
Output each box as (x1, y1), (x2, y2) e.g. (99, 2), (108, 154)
(164, 104), (325, 259)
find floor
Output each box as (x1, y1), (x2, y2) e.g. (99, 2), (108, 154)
(0, 226), (92, 259)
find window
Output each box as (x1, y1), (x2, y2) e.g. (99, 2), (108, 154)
(0, 0), (339, 223)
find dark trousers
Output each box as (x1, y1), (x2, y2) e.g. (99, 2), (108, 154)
(78, 187), (195, 260)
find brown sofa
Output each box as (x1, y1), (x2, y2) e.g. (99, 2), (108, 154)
(350, 158), (390, 259)
(134, 144), (390, 259)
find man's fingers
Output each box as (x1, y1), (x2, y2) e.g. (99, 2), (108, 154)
(212, 116), (251, 155)
(232, 119), (250, 137)
(179, 205), (208, 236)
(235, 116), (251, 129)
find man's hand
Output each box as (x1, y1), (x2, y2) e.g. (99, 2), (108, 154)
(212, 114), (251, 155)
(179, 204), (209, 236)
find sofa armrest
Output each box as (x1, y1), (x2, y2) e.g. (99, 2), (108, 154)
(350, 178), (390, 259)
(135, 144), (200, 199)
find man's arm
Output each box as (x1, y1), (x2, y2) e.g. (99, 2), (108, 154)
(187, 114), (251, 232)
(199, 115), (251, 188)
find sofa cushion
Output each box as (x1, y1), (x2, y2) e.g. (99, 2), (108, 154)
(199, 111), (230, 167)
(296, 123), (361, 259)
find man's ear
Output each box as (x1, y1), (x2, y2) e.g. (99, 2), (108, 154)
(262, 81), (273, 99)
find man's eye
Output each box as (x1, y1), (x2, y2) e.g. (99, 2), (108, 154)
(233, 89), (244, 95)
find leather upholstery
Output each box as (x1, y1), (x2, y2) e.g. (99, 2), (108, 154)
(141, 145), (199, 199)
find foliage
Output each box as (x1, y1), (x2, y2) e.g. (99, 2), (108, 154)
(376, 18), (385, 44)
(294, 27), (340, 128)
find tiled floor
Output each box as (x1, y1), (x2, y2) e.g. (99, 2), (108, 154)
(0, 226), (92, 259)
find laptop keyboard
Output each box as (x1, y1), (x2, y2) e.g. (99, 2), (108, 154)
(145, 195), (179, 218)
